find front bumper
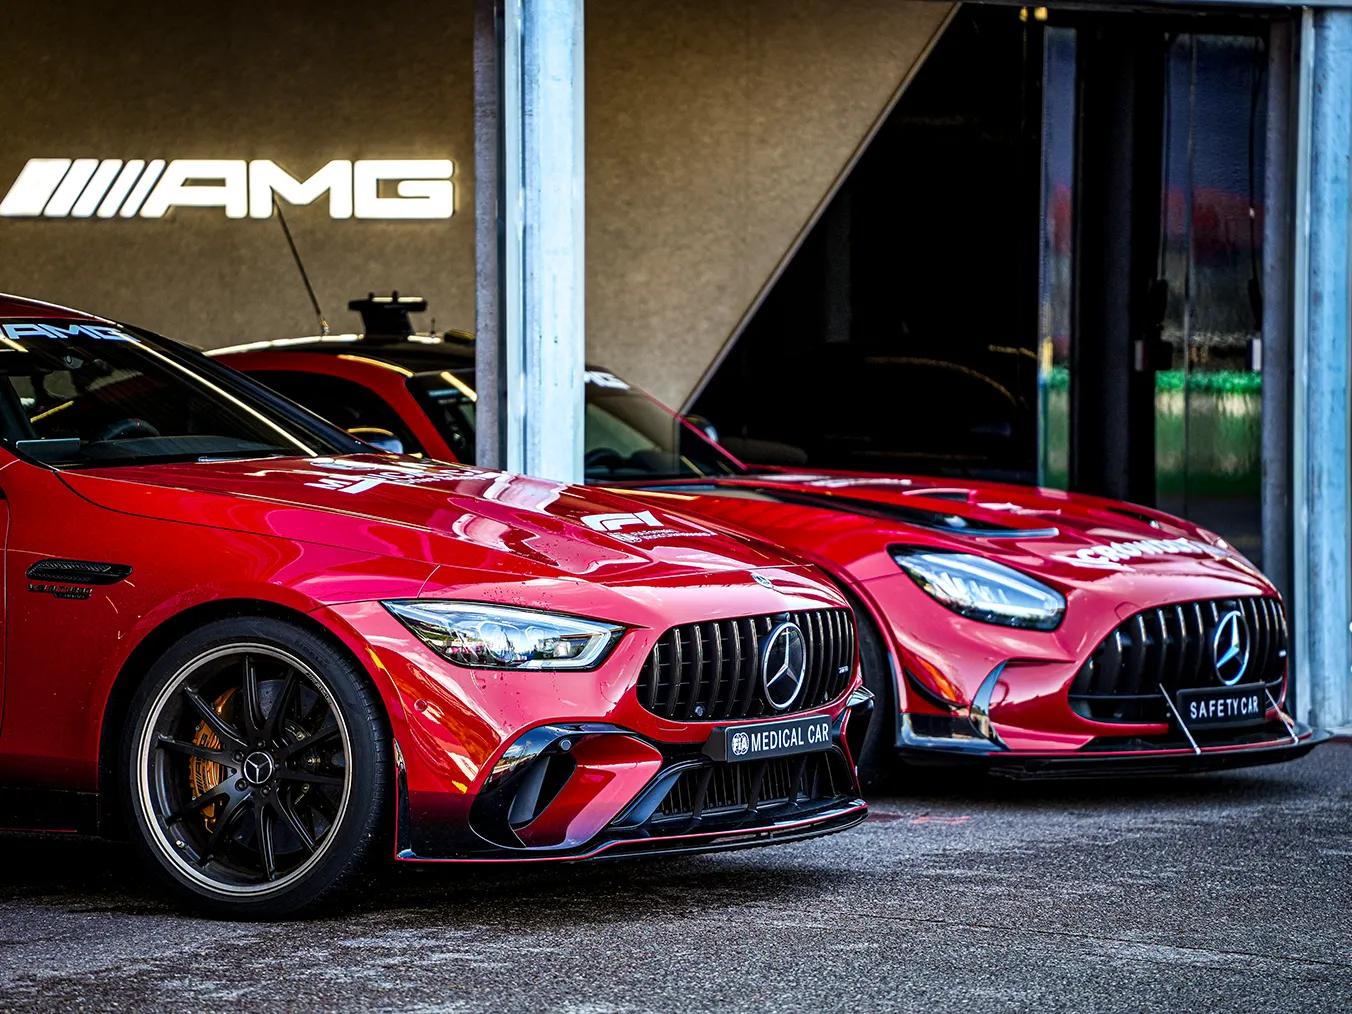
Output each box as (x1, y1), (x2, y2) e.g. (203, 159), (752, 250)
(858, 573), (1326, 776)
(896, 713), (1330, 779)
(398, 688), (872, 860)
(319, 595), (872, 861)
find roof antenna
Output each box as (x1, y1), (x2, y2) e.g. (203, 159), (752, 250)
(273, 196), (330, 336)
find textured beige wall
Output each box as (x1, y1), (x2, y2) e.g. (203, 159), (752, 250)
(587, 1), (953, 407)
(0, 1), (477, 345)
(0, 1), (951, 406)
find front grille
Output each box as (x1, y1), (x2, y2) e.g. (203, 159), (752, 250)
(1069, 596), (1287, 723)
(637, 609), (855, 720)
(657, 753), (844, 820)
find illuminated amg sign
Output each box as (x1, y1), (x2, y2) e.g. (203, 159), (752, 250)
(0, 158), (454, 220)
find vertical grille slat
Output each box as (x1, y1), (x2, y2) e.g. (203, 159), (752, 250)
(707, 621), (726, 719)
(667, 628), (684, 715)
(646, 642), (661, 710)
(637, 608), (855, 720)
(1123, 614), (1147, 697)
(1251, 597), (1268, 679)
(826, 609), (842, 696)
(724, 620), (744, 721)
(1069, 596), (1288, 724)
(827, 611), (838, 692)
(738, 618), (762, 718)
(684, 623), (705, 720)
(806, 610), (826, 707)
(1170, 604), (1187, 688)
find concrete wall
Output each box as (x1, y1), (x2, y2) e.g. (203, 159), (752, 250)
(0, 0), (952, 407)
(586, 0), (953, 405)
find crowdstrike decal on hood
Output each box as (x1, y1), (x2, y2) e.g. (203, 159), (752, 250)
(1060, 536), (1226, 570)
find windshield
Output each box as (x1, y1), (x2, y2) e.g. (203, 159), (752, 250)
(407, 368), (745, 481)
(0, 319), (363, 469)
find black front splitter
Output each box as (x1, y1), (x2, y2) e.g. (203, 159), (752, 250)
(896, 728), (1331, 780)
(397, 797), (868, 862)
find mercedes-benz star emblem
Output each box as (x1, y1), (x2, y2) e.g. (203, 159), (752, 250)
(242, 751), (275, 786)
(761, 621), (808, 711)
(1212, 609), (1251, 686)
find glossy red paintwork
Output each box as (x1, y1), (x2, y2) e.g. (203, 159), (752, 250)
(0, 294), (866, 856)
(223, 342), (1321, 768)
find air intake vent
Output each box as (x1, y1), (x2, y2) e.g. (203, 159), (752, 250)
(657, 753), (845, 819)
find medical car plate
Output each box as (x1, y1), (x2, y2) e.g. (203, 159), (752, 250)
(703, 714), (833, 763)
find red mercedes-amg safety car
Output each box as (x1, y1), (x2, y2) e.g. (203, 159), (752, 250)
(0, 294), (871, 918)
(219, 295), (1327, 783)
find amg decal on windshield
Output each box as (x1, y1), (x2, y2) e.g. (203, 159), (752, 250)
(1, 321), (131, 342)
(1060, 536), (1224, 570)
(584, 370), (630, 390)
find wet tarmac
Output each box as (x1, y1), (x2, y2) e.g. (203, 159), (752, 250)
(1, 743), (1349, 1011)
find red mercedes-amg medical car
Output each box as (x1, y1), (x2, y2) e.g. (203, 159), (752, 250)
(0, 294), (871, 918)
(220, 295), (1326, 783)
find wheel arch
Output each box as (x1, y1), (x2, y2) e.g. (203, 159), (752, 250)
(780, 558), (903, 708)
(95, 596), (395, 837)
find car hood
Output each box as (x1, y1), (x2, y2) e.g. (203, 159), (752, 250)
(60, 454), (800, 584)
(618, 469), (1273, 601)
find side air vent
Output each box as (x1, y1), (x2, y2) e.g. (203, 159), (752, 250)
(26, 559), (132, 585)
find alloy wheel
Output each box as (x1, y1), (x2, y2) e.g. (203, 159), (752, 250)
(135, 643), (353, 896)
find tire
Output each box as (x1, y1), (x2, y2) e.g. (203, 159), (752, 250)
(852, 602), (899, 792)
(121, 617), (391, 919)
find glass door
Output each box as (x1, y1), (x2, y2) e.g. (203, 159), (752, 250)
(1036, 26), (1076, 490)
(1155, 33), (1266, 561)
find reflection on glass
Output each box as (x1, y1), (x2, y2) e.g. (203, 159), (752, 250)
(1155, 34), (1265, 561)
(1037, 27), (1076, 489)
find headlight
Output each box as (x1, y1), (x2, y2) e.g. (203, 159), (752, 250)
(383, 601), (623, 670)
(891, 548), (1065, 630)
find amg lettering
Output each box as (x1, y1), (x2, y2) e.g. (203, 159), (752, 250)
(28, 582), (92, 600)
(0, 158), (455, 220)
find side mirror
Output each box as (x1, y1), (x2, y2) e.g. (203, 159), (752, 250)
(683, 414), (720, 443)
(349, 427), (405, 455)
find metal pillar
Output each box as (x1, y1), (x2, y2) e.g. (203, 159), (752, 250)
(1261, 22), (1294, 609)
(1293, 8), (1352, 729)
(474, 0), (586, 484)
(1069, 27), (1164, 504)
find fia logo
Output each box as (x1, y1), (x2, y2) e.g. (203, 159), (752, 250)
(730, 732), (751, 758)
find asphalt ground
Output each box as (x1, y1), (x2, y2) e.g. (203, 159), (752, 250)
(1, 743), (1349, 1012)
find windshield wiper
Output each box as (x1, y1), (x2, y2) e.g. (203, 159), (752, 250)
(193, 449), (293, 463)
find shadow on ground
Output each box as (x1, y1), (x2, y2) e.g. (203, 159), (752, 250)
(0, 753), (1329, 922)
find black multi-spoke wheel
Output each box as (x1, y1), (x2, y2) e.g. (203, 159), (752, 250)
(124, 618), (390, 918)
